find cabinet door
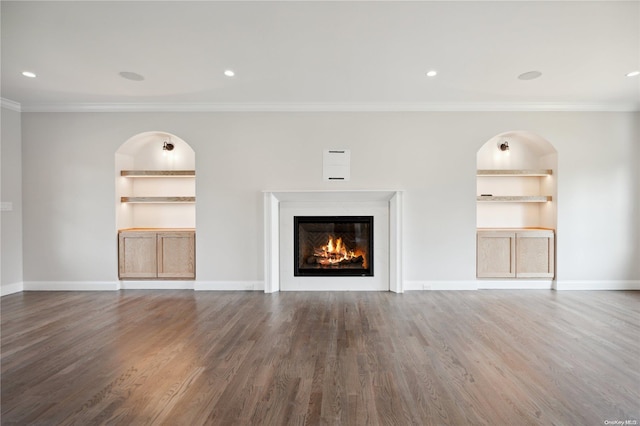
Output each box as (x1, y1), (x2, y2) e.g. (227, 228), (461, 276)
(118, 232), (158, 278)
(516, 231), (554, 278)
(477, 231), (516, 278)
(157, 232), (195, 279)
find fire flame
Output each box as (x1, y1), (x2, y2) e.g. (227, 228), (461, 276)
(313, 236), (366, 267)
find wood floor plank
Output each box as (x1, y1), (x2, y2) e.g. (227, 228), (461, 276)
(2, 290), (639, 425)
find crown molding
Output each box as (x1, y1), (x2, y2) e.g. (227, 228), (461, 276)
(1, 98), (22, 112)
(17, 101), (640, 113)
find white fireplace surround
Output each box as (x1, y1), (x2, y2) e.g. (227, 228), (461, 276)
(263, 190), (403, 293)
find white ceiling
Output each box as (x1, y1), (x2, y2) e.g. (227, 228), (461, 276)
(2, 1), (639, 112)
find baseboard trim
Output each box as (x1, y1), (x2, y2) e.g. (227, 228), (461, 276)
(405, 281), (479, 291)
(23, 281), (119, 291)
(195, 281), (264, 291)
(555, 280), (640, 291)
(402, 281), (427, 291)
(406, 280), (553, 290)
(15, 281), (264, 292)
(1, 282), (24, 296)
(12, 280), (640, 292)
(427, 281), (478, 290)
(119, 281), (195, 290)
(478, 280), (553, 290)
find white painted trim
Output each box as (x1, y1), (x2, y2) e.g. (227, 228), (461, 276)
(264, 190), (400, 202)
(389, 192), (403, 293)
(9, 280), (640, 292)
(405, 280), (639, 291)
(119, 281), (194, 290)
(403, 281), (429, 291)
(1, 282), (24, 296)
(555, 280), (640, 291)
(195, 281), (263, 291)
(17, 101), (639, 113)
(423, 281), (479, 290)
(0, 98), (21, 112)
(263, 193), (280, 293)
(16, 281), (267, 292)
(264, 190), (403, 293)
(404, 281), (479, 291)
(477, 280), (554, 290)
(23, 281), (119, 291)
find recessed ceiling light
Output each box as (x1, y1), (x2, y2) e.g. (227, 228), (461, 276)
(518, 71), (542, 81)
(626, 70), (640, 77)
(426, 70), (437, 77)
(224, 70), (235, 77)
(119, 71), (144, 81)
(21, 71), (36, 78)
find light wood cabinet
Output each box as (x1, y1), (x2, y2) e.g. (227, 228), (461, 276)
(119, 229), (195, 280)
(157, 232), (196, 279)
(477, 231), (516, 278)
(477, 229), (554, 279)
(515, 230), (555, 278)
(118, 231), (158, 279)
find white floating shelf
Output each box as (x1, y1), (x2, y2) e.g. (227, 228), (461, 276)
(477, 169), (552, 177)
(121, 196), (196, 203)
(121, 170), (195, 177)
(477, 195), (552, 203)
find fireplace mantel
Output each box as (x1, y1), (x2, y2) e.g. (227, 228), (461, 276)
(263, 190), (403, 293)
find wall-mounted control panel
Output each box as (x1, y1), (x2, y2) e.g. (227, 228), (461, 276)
(323, 149), (351, 181)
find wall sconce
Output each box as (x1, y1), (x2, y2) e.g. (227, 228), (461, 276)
(163, 141), (174, 151)
(498, 141), (509, 151)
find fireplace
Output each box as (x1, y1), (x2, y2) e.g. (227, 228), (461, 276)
(294, 216), (374, 277)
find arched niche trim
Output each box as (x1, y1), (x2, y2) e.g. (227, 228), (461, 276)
(115, 131), (196, 231)
(476, 130), (558, 230)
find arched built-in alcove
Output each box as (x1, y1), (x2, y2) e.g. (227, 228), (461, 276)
(476, 131), (558, 284)
(115, 131), (196, 230)
(115, 132), (196, 282)
(477, 131), (557, 229)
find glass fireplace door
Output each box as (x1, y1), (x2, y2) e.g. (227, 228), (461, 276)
(294, 216), (373, 277)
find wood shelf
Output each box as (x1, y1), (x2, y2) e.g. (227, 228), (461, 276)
(477, 195), (551, 203)
(121, 170), (195, 177)
(477, 227), (554, 232)
(477, 169), (552, 177)
(119, 227), (195, 232)
(121, 196), (195, 203)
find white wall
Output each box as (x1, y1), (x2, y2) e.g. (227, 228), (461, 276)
(554, 112), (640, 285)
(16, 111), (640, 290)
(1, 106), (23, 295)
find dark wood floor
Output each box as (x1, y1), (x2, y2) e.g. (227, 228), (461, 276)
(1, 290), (639, 425)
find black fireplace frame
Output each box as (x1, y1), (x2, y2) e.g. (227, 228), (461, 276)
(294, 215), (374, 277)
